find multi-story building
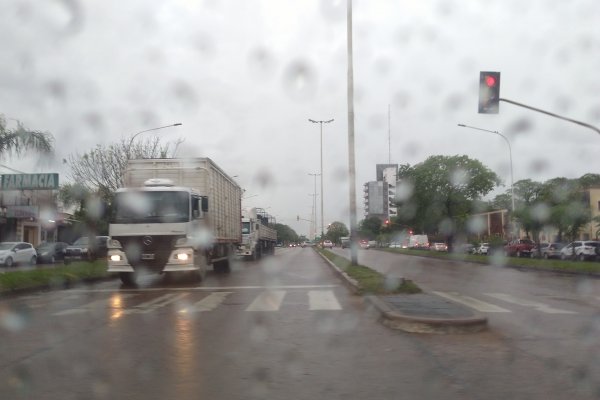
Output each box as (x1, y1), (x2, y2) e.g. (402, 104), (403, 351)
(364, 164), (398, 223)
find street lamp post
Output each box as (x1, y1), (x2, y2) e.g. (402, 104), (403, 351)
(347, 0), (358, 265)
(127, 123), (182, 157)
(308, 173), (320, 241)
(458, 123), (516, 236)
(308, 119), (333, 240)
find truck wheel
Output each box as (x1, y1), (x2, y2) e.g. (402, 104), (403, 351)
(119, 272), (137, 286)
(578, 254), (586, 262)
(4, 257), (13, 268)
(213, 261), (228, 273)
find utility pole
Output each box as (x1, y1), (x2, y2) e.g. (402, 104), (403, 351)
(308, 119), (334, 241)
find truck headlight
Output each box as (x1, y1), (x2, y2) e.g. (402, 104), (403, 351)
(175, 253), (189, 261)
(110, 254), (122, 262)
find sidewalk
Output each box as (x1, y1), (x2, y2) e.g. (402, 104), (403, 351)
(317, 250), (488, 334)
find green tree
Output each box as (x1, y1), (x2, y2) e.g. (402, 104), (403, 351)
(0, 115), (54, 158)
(358, 216), (382, 240)
(273, 223), (299, 244)
(396, 155), (501, 245)
(326, 221), (349, 244)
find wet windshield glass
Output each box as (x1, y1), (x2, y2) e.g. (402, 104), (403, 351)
(114, 191), (190, 223)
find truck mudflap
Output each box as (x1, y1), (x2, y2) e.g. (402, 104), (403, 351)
(107, 247), (200, 273)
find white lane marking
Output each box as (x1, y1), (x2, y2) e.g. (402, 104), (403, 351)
(433, 291), (511, 313)
(180, 292), (232, 313)
(308, 290), (342, 311)
(246, 290), (286, 312)
(484, 293), (578, 314)
(125, 293), (189, 314)
(54, 294), (137, 316)
(67, 284), (339, 293)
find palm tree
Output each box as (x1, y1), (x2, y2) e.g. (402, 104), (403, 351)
(0, 115), (54, 158)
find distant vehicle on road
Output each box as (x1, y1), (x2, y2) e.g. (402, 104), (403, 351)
(35, 242), (68, 264)
(64, 236), (109, 264)
(359, 240), (370, 249)
(340, 237), (350, 248)
(431, 242), (448, 251)
(322, 240), (334, 249)
(408, 235), (429, 249)
(0, 242), (37, 267)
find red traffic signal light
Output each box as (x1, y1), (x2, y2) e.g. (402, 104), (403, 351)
(478, 71), (500, 114)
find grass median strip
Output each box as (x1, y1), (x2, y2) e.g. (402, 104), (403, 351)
(383, 248), (600, 275)
(318, 248), (421, 295)
(0, 261), (110, 293)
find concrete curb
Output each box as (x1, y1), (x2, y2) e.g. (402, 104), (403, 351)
(366, 295), (488, 334)
(315, 248), (488, 334)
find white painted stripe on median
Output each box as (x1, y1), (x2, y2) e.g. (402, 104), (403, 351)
(246, 290), (286, 311)
(308, 290), (342, 310)
(484, 293), (578, 314)
(181, 292), (232, 313)
(433, 291), (511, 313)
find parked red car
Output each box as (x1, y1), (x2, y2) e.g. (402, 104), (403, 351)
(504, 239), (535, 257)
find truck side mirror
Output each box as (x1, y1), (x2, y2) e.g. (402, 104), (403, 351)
(201, 197), (209, 212)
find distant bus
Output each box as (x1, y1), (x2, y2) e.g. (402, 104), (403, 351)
(340, 237), (350, 248)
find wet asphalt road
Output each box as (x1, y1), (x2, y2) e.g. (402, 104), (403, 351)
(1, 247), (599, 399)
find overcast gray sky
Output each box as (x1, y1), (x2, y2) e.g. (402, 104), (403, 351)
(1, 0), (599, 237)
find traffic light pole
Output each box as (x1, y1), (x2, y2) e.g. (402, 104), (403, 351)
(500, 98), (600, 135)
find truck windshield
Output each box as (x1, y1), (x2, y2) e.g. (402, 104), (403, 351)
(113, 191), (190, 223)
(242, 222), (251, 234)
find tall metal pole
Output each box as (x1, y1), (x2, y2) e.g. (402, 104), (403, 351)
(308, 173), (320, 241)
(308, 119), (333, 241)
(457, 123), (516, 236)
(347, 0), (358, 265)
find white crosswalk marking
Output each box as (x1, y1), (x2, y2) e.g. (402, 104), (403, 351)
(308, 290), (342, 310)
(246, 290), (286, 311)
(484, 293), (578, 314)
(433, 291), (511, 313)
(54, 294), (137, 316)
(124, 293), (189, 314)
(180, 292), (232, 313)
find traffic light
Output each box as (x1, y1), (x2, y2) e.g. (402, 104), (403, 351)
(478, 71), (500, 114)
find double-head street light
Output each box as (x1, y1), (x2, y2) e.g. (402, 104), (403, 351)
(458, 123), (516, 235)
(308, 118), (334, 240)
(127, 123), (183, 156)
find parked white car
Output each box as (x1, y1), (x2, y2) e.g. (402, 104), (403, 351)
(559, 241), (600, 261)
(476, 243), (490, 255)
(0, 242), (38, 267)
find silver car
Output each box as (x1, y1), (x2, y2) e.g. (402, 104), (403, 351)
(0, 242), (38, 267)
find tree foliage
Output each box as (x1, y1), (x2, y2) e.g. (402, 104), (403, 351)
(325, 221), (349, 244)
(358, 216), (382, 240)
(0, 115), (54, 158)
(273, 223), (299, 244)
(492, 175), (594, 242)
(65, 137), (182, 195)
(396, 155), (501, 237)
